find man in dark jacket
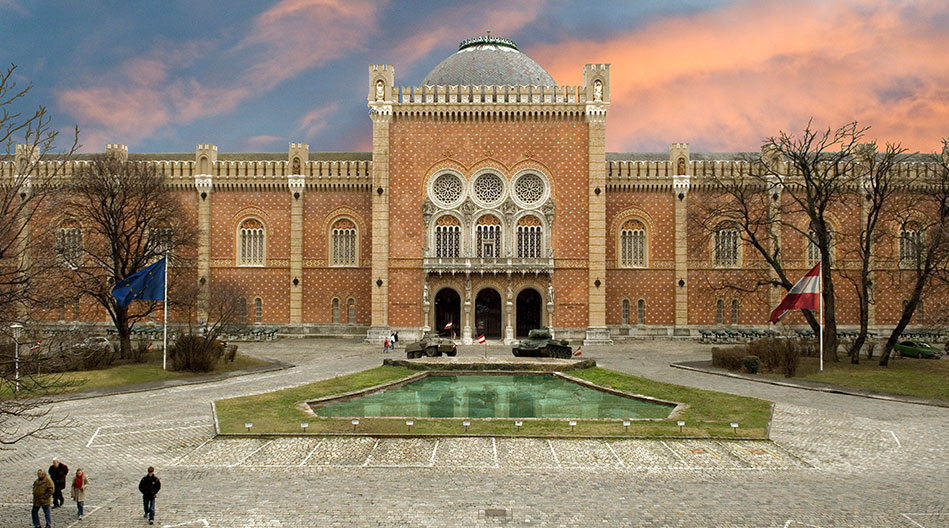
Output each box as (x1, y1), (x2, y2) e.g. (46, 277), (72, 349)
(138, 466), (161, 525)
(47, 458), (68, 508)
(32, 469), (54, 528)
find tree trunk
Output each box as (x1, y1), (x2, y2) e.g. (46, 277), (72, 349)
(879, 281), (926, 366)
(115, 306), (131, 359)
(821, 264), (839, 362)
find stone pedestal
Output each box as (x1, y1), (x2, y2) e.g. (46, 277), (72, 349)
(584, 326), (613, 345)
(365, 326), (392, 344)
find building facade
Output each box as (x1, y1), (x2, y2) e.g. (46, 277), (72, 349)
(7, 36), (947, 342)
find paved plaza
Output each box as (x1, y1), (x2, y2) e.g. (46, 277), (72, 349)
(0, 340), (947, 527)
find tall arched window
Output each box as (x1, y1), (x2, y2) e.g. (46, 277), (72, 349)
(621, 299), (630, 325)
(347, 298), (355, 324)
(435, 216), (460, 258)
(476, 215), (501, 258)
(637, 299), (646, 325)
(517, 216), (542, 258)
(899, 224), (922, 268)
(714, 224), (740, 267)
(716, 299), (724, 324)
(238, 218), (265, 266)
(235, 297), (247, 324)
(332, 298), (340, 323)
(57, 219), (83, 268)
(731, 299), (739, 325)
(330, 218), (358, 266)
(619, 219), (646, 267)
(148, 225), (175, 258)
(806, 224), (834, 267)
(254, 297), (262, 323)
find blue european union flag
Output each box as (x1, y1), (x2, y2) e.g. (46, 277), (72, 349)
(111, 257), (166, 306)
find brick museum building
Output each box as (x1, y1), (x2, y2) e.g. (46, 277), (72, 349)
(8, 36), (946, 343)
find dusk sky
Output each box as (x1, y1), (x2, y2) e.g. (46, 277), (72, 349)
(2, 0), (947, 154)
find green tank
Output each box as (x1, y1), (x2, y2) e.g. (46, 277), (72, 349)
(405, 332), (457, 359)
(512, 328), (572, 359)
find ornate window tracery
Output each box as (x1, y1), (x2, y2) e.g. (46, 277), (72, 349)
(435, 216), (460, 258)
(254, 297), (262, 323)
(619, 219), (646, 267)
(899, 224), (922, 268)
(330, 218), (357, 266)
(637, 299), (646, 324)
(516, 216), (542, 258)
(473, 172), (504, 206)
(57, 219), (83, 268)
(476, 215), (501, 258)
(239, 218), (265, 266)
(714, 224), (740, 267)
(431, 172), (464, 206)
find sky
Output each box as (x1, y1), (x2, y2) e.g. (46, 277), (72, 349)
(2, 0), (947, 154)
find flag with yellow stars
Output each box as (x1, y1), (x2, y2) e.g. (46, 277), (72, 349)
(111, 257), (166, 307)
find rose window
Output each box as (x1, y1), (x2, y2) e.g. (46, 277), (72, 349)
(515, 174), (545, 205)
(432, 173), (464, 206)
(474, 173), (504, 205)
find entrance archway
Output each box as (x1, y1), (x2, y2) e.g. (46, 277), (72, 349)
(474, 288), (502, 339)
(434, 288), (460, 337)
(516, 288), (542, 337)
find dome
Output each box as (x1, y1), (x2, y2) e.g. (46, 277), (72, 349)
(421, 35), (556, 87)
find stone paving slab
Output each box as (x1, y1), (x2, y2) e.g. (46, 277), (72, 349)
(550, 438), (620, 467)
(304, 436), (376, 466)
(365, 437), (438, 466)
(495, 437), (560, 468)
(175, 437), (269, 466)
(242, 437), (321, 466)
(432, 437), (497, 467)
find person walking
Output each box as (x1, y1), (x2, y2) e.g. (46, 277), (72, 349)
(47, 458), (68, 508)
(71, 468), (89, 520)
(32, 469), (54, 528)
(383, 337), (390, 354)
(138, 466), (161, 525)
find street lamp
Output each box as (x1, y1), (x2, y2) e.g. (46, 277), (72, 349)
(10, 323), (23, 396)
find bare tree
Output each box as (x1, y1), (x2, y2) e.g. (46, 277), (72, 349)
(0, 64), (78, 443)
(51, 154), (195, 358)
(878, 140), (949, 366)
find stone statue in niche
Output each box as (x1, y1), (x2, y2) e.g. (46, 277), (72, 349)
(292, 157), (301, 174)
(375, 80), (385, 101)
(593, 79), (602, 101)
(465, 279), (472, 300)
(423, 283), (429, 302)
(678, 157), (686, 175)
(548, 283), (554, 304)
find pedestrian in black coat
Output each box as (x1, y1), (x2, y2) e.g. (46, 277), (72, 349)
(47, 458), (68, 508)
(138, 466), (161, 524)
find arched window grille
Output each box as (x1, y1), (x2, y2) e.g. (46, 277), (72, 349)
(621, 299), (630, 325)
(716, 299), (724, 325)
(731, 299), (739, 325)
(714, 225), (740, 267)
(236, 297), (247, 324)
(331, 219), (357, 266)
(899, 226), (922, 268)
(517, 216), (542, 258)
(254, 297), (262, 323)
(637, 299), (646, 324)
(476, 216), (501, 258)
(620, 219), (646, 267)
(435, 216), (460, 258)
(332, 298), (340, 323)
(347, 298), (355, 324)
(149, 226), (174, 257)
(239, 219), (265, 266)
(806, 226), (834, 267)
(57, 220), (83, 268)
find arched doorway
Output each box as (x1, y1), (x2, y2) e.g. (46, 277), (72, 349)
(434, 288), (460, 337)
(474, 288), (502, 339)
(516, 288), (542, 337)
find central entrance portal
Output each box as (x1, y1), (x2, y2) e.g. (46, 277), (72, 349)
(474, 288), (502, 339)
(516, 288), (542, 337)
(434, 288), (460, 336)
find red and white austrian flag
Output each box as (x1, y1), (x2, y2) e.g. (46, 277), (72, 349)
(444, 321), (453, 330)
(477, 334), (486, 344)
(769, 262), (821, 324)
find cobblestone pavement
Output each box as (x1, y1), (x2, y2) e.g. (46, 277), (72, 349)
(0, 339), (946, 527)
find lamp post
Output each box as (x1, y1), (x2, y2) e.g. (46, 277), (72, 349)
(10, 323), (23, 396)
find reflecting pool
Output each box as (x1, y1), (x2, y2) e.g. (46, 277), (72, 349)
(310, 374), (674, 419)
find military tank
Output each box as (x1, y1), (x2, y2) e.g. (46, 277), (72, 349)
(405, 332), (457, 359)
(512, 328), (572, 359)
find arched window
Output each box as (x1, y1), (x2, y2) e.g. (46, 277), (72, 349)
(621, 299), (630, 325)
(235, 297), (247, 324)
(330, 218), (358, 266)
(476, 215), (501, 258)
(148, 226), (174, 257)
(731, 299), (739, 325)
(619, 219), (646, 267)
(332, 298), (340, 323)
(637, 299), (646, 325)
(435, 216), (460, 258)
(238, 218), (265, 266)
(716, 299), (724, 325)
(254, 297), (262, 323)
(806, 224), (834, 267)
(57, 219), (83, 268)
(347, 298), (355, 324)
(517, 216), (542, 258)
(714, 224), (740, 267)
(899, 224), (923, 268)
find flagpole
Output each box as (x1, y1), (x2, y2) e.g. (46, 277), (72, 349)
(163, 254), (168, 371)
(819, 260), (823, 373)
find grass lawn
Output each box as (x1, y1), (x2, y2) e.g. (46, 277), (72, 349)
(764, 355), (949, 401)
(214, 366), (772, 438)
(1, 351), (270, 398)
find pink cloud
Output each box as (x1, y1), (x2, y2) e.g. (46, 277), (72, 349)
(245, 135), (284, 150)
(528, 0), (949, 152)
(296, 103), (339, 140)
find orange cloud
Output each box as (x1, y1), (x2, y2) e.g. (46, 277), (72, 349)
(528, 0), (949, 153)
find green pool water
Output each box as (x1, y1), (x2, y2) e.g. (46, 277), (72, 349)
(310, 374), (675, 419)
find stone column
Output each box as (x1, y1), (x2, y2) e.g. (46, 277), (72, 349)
(421, 279), (431, 333)
(584, 64), (611, 345)
(504, 276), (514, 345)
(194, 144), (217, 322)
(288, 174), (305, 325)
(673, 174), (690, 331)
(462, 277), (473, 344)
(367, 64), (394, 343)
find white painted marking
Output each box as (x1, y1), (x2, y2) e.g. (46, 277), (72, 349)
(429, 439), (439, 466)
(900, 514), (926, 528)
(605, 441), (625, 468)
(161, 519), (210, 528)
(95, 424), (209, 438)
(782, 521), (824, 528)
(362, 439), (380, 466)
(64, 506), (102, 527)
(492, 437), (499, 468)
(174, 437), (213, 466)
(299, 439), (324, 466)
(660, 440), (687, 465)
(886, 430), (901, 448)
(547, 439), (561, 466)
(86, 426), (102, 447)
(234, 439), (273, 466)
(902, 513), (949, 528)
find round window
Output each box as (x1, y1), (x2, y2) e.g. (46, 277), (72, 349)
(513, 173), (547, 207)
(431, 172), (465, 207)
(473, 173), (505, 206)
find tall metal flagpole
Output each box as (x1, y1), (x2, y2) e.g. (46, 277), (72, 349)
(819, 260), (824, 373)
(163, 254), (168, 371)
